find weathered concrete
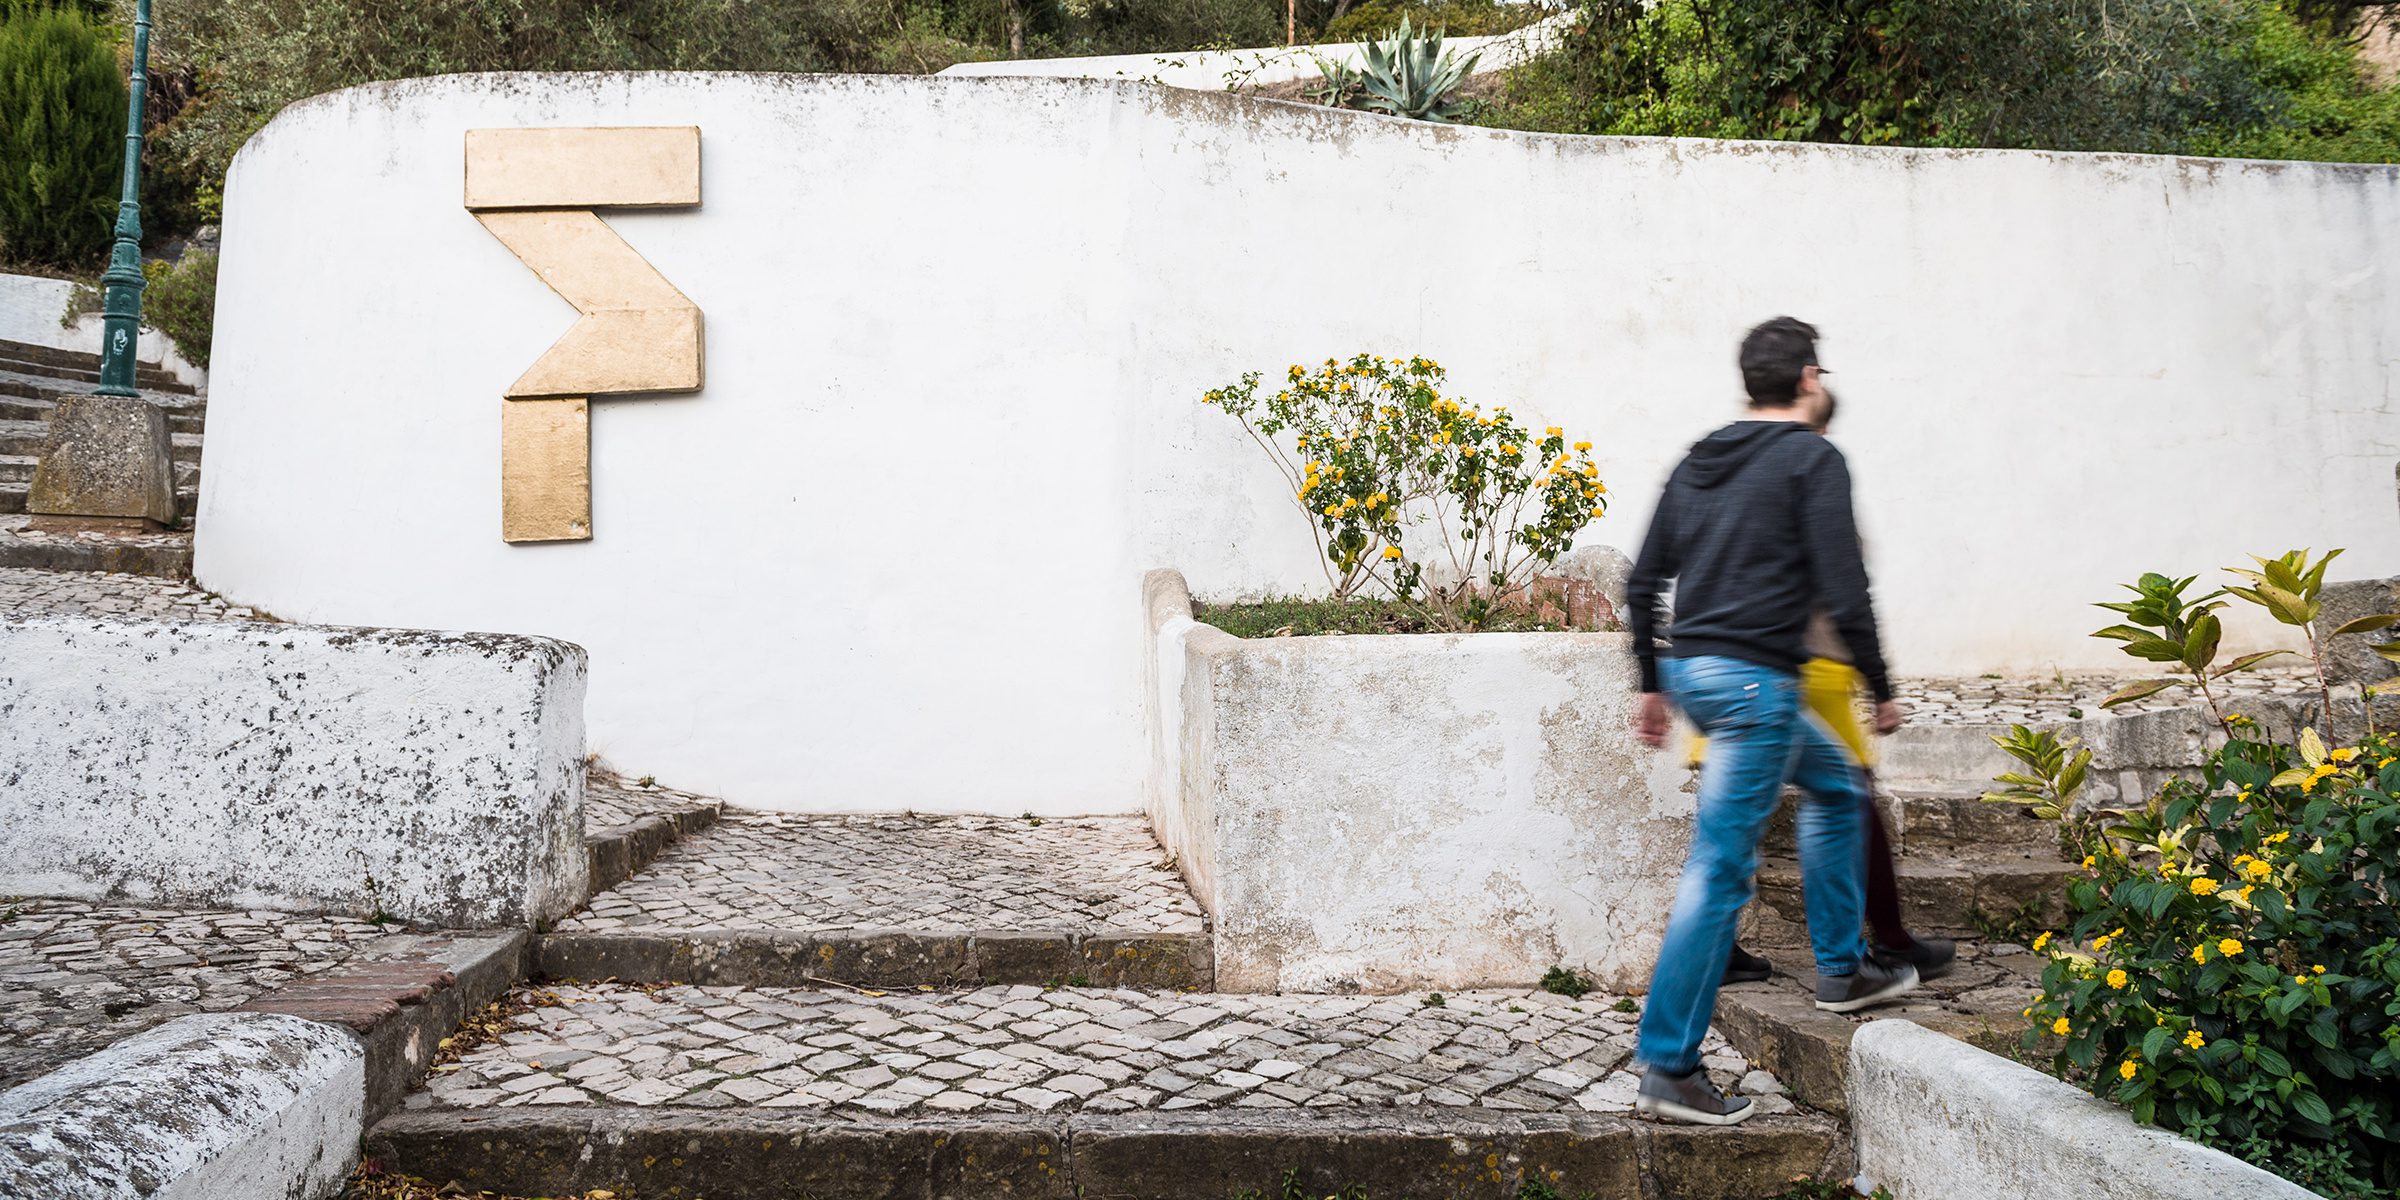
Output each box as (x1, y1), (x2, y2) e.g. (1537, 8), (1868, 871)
(0, 1012), (363, 1200)
(1148, 571), (1692, 993)
(1848, 1019), (2319, 1200)
(366, 1106), (1842, 1200)
(0, 614), (588, 928)
(27, 394), (178, 526)
(538, 927), (1213, 989)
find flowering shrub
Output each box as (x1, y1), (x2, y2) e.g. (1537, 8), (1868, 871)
(1202, 354), (1606, 631)
(1988, 550), (2400, 1198)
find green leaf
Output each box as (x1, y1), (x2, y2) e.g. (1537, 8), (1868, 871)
(2255, 1045), (2293, 1077)
(2101, 679), (2180, 708)
(2184, 613), (2221, 672)
(2373, 640), (2400, 665)
(2332, 613), (2400, 636)
(2142, 1025), (2174, 1062)
(2292, 1090), (2333, 1126)
(2119, 637), (2191, 664)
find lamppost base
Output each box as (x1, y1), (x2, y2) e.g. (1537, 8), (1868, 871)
(26, 393), (178, 528)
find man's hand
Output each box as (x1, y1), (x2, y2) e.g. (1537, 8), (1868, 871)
(1636, 692), (1673, 748)
(1873, 700), (1906, 735)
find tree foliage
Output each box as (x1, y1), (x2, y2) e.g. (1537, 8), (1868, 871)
(0, 2), (127, 270)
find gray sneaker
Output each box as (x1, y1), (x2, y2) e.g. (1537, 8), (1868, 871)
(1634, 1067), (1755, 1126)
(1815, 956), (1921, 1013)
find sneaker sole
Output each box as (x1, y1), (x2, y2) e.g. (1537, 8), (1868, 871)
(1814, 964), (1922, 1013)
(1721, 967), (1772, 984)
(1635, 1094), (1757, 1126)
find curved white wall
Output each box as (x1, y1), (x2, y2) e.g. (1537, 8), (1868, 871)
(200, 73), (2400, 814)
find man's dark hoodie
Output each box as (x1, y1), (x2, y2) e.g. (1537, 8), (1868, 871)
(1625, 420), (1891, 702)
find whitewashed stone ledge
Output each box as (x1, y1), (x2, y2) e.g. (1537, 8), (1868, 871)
(1849, 1020), (2319, 1199)
(0, 1012), (363, 1200)
(0, 615), (588, 928)
(1144, 569), (1692, 993)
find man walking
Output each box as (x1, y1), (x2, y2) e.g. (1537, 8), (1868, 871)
(1624, 317), (1920, 1126)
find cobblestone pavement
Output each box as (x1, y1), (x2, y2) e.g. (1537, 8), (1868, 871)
(0, 897), (396, 1089)
(0, 564), (259, 621)
(411, 983), (1785, 1118)
(583, 769), (718, 832)
(555, 813), (1205, 937)
(1894, 667), (2316, 726)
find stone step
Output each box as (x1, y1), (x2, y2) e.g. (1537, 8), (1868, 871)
(0, 355), (194, 395)
(1753, 851), (2072, 940)
(1712, 938), (2054, 1117)
(0, 386), (207, 436)
(0, 482), (198, 520)
(580, 770), (726, 897)
(541, 811), (1217, 991)
(0, 514), (195, 577)
(1763, 785), (2061, 859)
(368, 980), (1840, 1200)
(0, 337), (177, 379)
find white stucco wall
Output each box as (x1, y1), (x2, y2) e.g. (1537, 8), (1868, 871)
(0, 614), (588, 927)
(200, 73), (2400, 814)
(1848, 1020), (2320, 1200)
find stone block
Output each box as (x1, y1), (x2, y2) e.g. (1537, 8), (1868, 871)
(0, 1012), (364, 1200)
(0, 616), (588, 928)
(1849, 1018), (2319, 1199)
(2315, 577), (2400, 685)
(26, 393), (177, 525)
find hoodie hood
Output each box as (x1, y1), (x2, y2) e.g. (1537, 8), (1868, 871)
(1677, 420), (1813, 489)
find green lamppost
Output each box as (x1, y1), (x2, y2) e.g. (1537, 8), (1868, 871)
(93, 0), (152, 398)
(28, 0), (176, 530)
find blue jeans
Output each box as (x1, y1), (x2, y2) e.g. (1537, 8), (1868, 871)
(1635, 654), (1871, 1075)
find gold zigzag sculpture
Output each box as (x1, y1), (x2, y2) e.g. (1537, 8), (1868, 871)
(464, 126), (704, 543)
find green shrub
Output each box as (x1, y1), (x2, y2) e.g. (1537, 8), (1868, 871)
(0, 3), (127, 269)
(1988, 550), (2400, 1197)
(1318, 0), (1540, 43)
(1203, 354), (1607, 630)
(2190, 3), (2400, 163)
(141, 249), (214, 369)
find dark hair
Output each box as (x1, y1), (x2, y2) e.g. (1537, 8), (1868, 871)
(1738, 316), (1819, 407)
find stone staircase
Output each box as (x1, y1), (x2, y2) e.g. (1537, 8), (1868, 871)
(0, 338), (205, 520)
(359, 782), (1844, 1199)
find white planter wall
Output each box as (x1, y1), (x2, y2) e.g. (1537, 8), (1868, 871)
(199, 73), (2400, 814)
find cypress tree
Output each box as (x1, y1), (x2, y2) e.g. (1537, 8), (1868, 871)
(0, 3), (128, 269)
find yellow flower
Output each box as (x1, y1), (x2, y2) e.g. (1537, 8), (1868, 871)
(1382, 546), (1402, 561)
(1545, 425), (1563, 437)
(2330, 746), (2359, 763)
(2218, 938), (2244, 957)
(1500, 444), (1519, 457)
(2052, 1017), (2072, 1036)
(1323, 506), (1341, 517)
(2183, 1030), (2206, 1050)
(2381, 757), (2395, 768)
(2312, 964), (2326, 974)
(2265, 831), (2291, 845)
(2082, 855), (2097, 869)
(2296, 975), (2310, 986)
(2093, 932), (2112, 952)
(2188, 876), (2219, 896)
(2191, 944), (2207, 964)
(1460, 446), (1476, 458)
(2244, 859), (2272, 880)
(2119, 1058), (2139, 1080)
(2032, 932), (2052, 952)
(2237, 885), (2254, 904)
(1574, 440), (1592, 452)
(2107, 969), (2128, 989)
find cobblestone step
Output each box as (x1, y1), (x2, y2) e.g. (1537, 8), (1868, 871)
(0, 338), (188, 387)
(542, 811), (1215, 990)
(580, 770), (725, 898)
(371, 981), (1839, 1199)
(0, 418), (203, 462)
(1753, 850), (2071, 939)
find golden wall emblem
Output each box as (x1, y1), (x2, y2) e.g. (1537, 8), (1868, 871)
(464, 127), (703, 543)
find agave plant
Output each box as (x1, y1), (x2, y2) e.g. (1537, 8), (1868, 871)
(1348, 17), (1483, 124)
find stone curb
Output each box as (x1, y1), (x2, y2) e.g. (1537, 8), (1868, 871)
(537, 927), (1215, 991)
(0, 1012), (363, 1200)
(367, 1105), (1845, 1199)
(1849, 1019), (2318, 1199)
(240, 930), (528, 1123)
(582, 800), (723, 900)
(1712, 986), (2046, 1120)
